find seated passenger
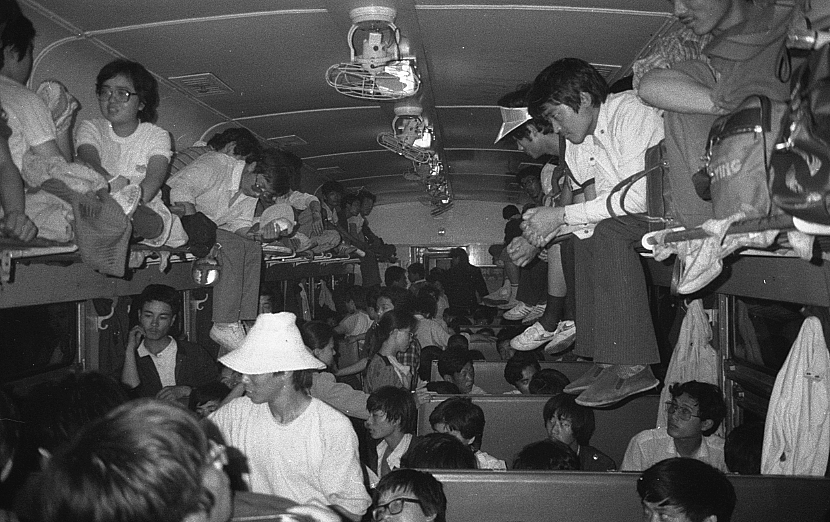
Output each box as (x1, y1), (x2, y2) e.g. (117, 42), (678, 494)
(364, 310), (419, 393)
(385, 265), (408, 290)
(621, 381), (727, 472)
(503, 353), (541, 394)
(400, 432), (477, 470)
(317, 180), (356, 256)
(209, 312), (371, 521)
(724, 421), (764, 475)
(75, 59), (176, 246)
(365, 386), (418, 478)
(168, 142), (275, 354)
(407, 262), (427, 296)
(543, 393), (616, 471)
(371, 469), (447, 522)
(437, 348), (487, 394)
(38, 399), (233, 522)
(446, 334), (468, 352)
(527, 368), (570, 395)
(638, 458), (735, 522)
(121, 284), (219, 401)
(429, 396), (506, 470)
(513, 439), (580, 471)
(414, 293), (452, 350)
(168, 126), (260, 177)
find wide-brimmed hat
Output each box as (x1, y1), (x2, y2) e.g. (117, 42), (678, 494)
(493, 106), (532, 144)
(218, 312), (325, 374)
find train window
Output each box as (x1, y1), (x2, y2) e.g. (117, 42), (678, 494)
(733, 297), (806, 375)
(0, 303), (77, 382)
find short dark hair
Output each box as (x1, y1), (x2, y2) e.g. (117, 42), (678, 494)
(255, 148), (297, 197)
(290, 369), (314, 393)
(528, 368), (570, 395)
(358, 189), (376, 203)
(437, 347), (473, 379)
(543, 393), (595, 446)
(379, 286), (416, 314)
(374, 469), (447, 522)
(448, 247), (469, 264)
(300, 320), (334, 353)
(384, 266), (407, 288)
(400, 432), (476, 470)
(206, 127), (261, 162)
(96, 59), (160, 123)
(669, 381), (726, 436)
(135, 284), (181, 317)
(320, 180), (345, 197)
(724, 422), (764, 475)
(637, 458), (736, 522)
(407, 262), (425, 280)
(342, 193), (361, 209)
(415, 292), (437, 319)
(344, 284), (367, 311)
(39, 399), (211, 522)
(528, 58), (609, 118)
(446, 334), (468, 351)
(367, 386), (418, 434)
(496, 84), (552, 141)
(515, 164), (542, 185)
(513, 439), (580, 470)
(370, 309), (417, 357)
(502, 204), (520, 220)
(504, 353), (541, 386)
(1, 9), (33, 67)
(188, 381), (231, 412)
(429, 397), (484, 444)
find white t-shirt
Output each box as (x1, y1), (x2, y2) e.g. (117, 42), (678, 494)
(209, 396), (371, 517)
(75, 118), (171, 186)
(620, 427), (726, 472)
(0, 75), (56, 173)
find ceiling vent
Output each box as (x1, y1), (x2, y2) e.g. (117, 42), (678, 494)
(168, 73), (234, 97)
(268, 135), (308, 148)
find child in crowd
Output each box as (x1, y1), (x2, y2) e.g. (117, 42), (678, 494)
(543, 393), (616, 471)
(365, 386), (418, 478)
(513, 440), (580, 471)
(75, 59), (174, 246)
(504, 353), (541, 394)
(364, 309), (419, 393)
(438, 348), (487, 394)
(429, 396), (506, 470)
(528, 368), (570, 395)
(414, 293), (452, 349)
(621, 381), (727, 472)
(188, 381), (231, 418)
(371, 469), (447, 522)
(400, 432), (477, 470)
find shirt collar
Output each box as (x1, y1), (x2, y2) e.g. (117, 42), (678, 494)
(137, 337), (175, 358)
(377, 433), (413, 470)
(229, 159), (247, 192)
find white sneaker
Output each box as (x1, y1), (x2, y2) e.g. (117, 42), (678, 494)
(503, 302), (532, 321)
(210, 322), (246, 355)
(483, 281), (511, 304)
(522, 304), (546, 324)
(510, 321), (557, 351)
(544, 320), (576, 354)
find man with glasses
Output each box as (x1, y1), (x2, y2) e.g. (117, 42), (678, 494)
(621, 380), (727, 471)
(372, 468), (447, 522)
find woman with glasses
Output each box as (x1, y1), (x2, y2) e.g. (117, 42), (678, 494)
(372, 469), (446, 522)
(75, 59), (173, 245)
(620, 380), (727, 472)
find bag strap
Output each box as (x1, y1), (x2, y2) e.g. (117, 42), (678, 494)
(606, 142), (671, 225)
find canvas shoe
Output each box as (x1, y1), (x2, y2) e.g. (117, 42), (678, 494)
(521, 304), (546, 324)
(510, 321), (557, 351)
(210, 321), (246, 356)
(503, 301), (532, 321)
(483, 281), (511, 305)
(576, 364), (659, 407)
(563, 363), (609, 394)
(544, 320), (576, 354)
(496, 296), (520, 310)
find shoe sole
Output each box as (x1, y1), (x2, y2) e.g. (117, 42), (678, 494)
(544, 330), (576, 354)
(563, 366), (605, 394)
(575, 379), (659, 407)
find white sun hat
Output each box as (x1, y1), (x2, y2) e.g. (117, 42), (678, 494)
(218, 312), (325, 375)
(493, 106), (532, 144)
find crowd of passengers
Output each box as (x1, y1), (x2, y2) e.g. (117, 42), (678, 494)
(0, 0), (826, 521)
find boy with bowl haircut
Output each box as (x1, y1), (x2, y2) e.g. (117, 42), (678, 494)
(365, 385), (418, 478)
(429, 396), (506, 470)
(437, 348), (487, 395)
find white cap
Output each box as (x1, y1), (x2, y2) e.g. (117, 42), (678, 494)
(494, 106), (532, 144)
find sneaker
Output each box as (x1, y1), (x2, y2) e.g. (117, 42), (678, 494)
(111, 184), (142, 217)
(521, 304), (546, 324)
(210, 322), (246, 356)
(496, 297), (520, 310)
(544, 320), (576, 354)
(563, 363), (609, 394)
(503, 302), (533, 321)
(483, 281), (511, 305)
(576, 365), (659, 407)
(510, 321), (557, 351)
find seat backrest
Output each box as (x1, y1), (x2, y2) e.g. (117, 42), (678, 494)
(430, 360), (593, 393)
(418, 393), (660, 466)
(430, 470), (830, 522)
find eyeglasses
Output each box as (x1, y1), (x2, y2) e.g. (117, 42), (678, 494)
(372, 498), (423, 521)
(97, 86), (139, 103)
(664, 401), (700, 421)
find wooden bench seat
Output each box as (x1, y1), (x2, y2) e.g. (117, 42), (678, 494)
(431, 470), (830, 522)
(417, 393), (660, 466)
